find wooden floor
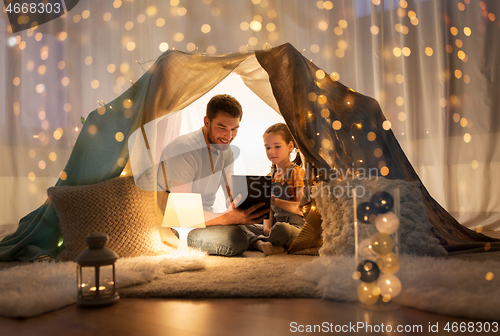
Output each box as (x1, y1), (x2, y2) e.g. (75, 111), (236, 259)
(2, 230), (499, 335)
(1, 298), (495, 336)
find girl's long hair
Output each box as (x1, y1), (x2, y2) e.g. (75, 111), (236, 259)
(263, 123), (302, 175)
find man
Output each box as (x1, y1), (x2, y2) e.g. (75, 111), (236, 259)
(157, 94), (268, 256)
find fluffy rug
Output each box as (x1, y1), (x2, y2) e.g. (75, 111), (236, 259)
(296, 251), (500, 321)
(2, 249), (499, 320)
(119, 252), (317, 298)
(0, 250), (205, 318)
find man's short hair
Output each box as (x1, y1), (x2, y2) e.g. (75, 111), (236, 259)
(206, 94), (243, 120)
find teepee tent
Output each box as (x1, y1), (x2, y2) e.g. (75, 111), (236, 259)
(0, 43), (497, 261)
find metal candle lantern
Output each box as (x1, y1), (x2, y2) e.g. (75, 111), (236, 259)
(76, 232), (120, 306)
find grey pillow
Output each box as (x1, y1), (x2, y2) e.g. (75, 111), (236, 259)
(314, 177), (447, 257)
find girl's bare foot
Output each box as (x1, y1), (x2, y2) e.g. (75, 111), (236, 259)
(253, 240), (279, 256)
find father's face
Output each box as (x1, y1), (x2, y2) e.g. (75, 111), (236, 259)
(205, 111), (240, 150)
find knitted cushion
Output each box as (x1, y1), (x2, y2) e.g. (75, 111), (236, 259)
(314, 177), (447, 257)
(48, 176), (169, 261)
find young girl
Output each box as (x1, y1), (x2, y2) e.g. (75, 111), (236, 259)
(241, 123), (305, 255)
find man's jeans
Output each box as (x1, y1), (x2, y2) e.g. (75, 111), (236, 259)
(188, 225), (249, 257)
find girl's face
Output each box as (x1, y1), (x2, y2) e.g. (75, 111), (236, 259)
(263, 132), (294, 167)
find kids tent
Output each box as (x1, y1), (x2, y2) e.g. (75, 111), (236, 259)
(1, 43), (497, 261)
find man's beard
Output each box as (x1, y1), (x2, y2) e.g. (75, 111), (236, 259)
(207, 127), (230, 150)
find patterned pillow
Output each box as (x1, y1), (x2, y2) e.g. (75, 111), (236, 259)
(48, 176), (170, 261)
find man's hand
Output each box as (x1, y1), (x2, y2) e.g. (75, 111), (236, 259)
(227, 194), (270, 225)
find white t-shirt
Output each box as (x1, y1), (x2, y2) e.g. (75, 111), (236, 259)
(157, 128), (234, 211)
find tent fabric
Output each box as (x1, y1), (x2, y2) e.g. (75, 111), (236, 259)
(255, 44), (499, 249)
(0, 51), (251, 261)
(1, 43), (497, 261)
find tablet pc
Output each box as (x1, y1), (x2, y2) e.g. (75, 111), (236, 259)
(231, 175), (272, 219)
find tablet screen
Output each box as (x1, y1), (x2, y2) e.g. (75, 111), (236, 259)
(231, 175), (272, 219)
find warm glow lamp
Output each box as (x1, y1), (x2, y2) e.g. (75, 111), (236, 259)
(163, 193), (205, 252)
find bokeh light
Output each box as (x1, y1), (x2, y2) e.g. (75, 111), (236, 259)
(35, 84), (45, 93)
(396, 97), (405, 106)
(201, 24), (211, 33)
(332, 120), (342, 130)
(250, 21), (262, 31)
(174, 33), (184, 42)
(59, 171), (68, 180)
(147, 6), (157, 16)
(159, 42), (169, 52)
(52, 128), (64, 140)
(88, 125), (98, 135)
(316, 70), (325, 79)
(156, 18), (165, 27)
(125, 21), (134, 30)
(115, 132), (125, 142)
(120, 63), (130, 73)
(207, 45), (217, 54)
(127, 42), (136, 51)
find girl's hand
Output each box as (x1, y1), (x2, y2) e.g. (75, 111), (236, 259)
(263, 219), (272, 236)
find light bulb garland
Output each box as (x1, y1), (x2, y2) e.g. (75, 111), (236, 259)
(355, 188), (401, 306)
